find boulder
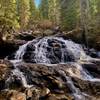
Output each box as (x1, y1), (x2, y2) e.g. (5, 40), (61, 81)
(43, 29), (54, 36)
(0, 40), (26, 59)
(15, 32), (34, 41)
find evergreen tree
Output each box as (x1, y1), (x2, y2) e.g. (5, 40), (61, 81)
(29, 0), (36, 20)
(59, 0), (79, 30)
(39, 0), (49, 20)
(89, 0), (100, 31)
(48, 0), (61, 25)
(17, 0), (30, 30)
(0, 0), (18, 27)
(0, 0), (19, 40)
(29, 0), (41, 27)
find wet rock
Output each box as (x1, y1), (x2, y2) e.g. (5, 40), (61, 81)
(21, 38), (76, 64)
(89, 49), (99, 58)
(97, 52), (100, 58)
(47, 39), (64, 47)
(72, 77), (100, 97)
(0, 60), (100, 99)
(82, 63), (100, 78)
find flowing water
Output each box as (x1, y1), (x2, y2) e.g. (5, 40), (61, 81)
(14, 37), (89, 63)
(8, 36), (100, 100)
(7, 60), (32, 88)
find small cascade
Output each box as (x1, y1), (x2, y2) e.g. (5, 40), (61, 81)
(58, 70), (88, 100)
(67, 63), (92, 80)
(58, 70), (80, 94)
(11, 68), (32, 88)
(8, 60), (32, 88)
(66, 63), (100, 82)
(15, 39), (39, 60)
(34, 37), (51, 63)
(14, 37), (89, 63)
(15, 42), (29, 60)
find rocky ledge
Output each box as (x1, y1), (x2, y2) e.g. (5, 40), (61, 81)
(0, 60), (100, 100)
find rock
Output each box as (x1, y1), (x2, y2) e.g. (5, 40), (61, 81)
(82, 63), (100, 78)
(22, 38), (75, 64)
(0, 90), (26, 100)
(89, 49), (99, 58)
(0, 41), (18, 59)
(0, 60), (100, 99)
(72, 77), (100, 96)
(9, 90), (26, 100)
(97, 52), (100, 58)
(43, 29), (54, 36)
(0, 60), (12, 80)
(32, 30), (43, 38)
(40, 93), (74, 100)
(16, 62), (100, 98)
(0, 60), (13, 90)
(15, 32), (34, 41)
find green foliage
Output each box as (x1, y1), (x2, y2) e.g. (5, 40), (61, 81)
(0, 0), (19, 28)
(17, 0), (30, 30)
(89, 0), (100, 31)
(59, 0), (79, 30)
(28, 0), (41, 29)
(0, 0), (19, 40)
(48, 0), (61, 25)
(0, 0), (100, 36)
(39, 0), (49, 20)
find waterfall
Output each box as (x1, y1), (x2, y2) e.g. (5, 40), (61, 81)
(15, 42), (29, 60)
(14, 37), (89, 63)
(6, 36), (100, 100)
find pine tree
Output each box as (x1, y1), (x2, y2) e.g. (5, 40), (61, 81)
(0, 0), (19, 40)
(59, 0), (79, 30)
(0, 0), (18, 27)
(48, 0), (61, 25)
(29, 0), (36, 20)
(29, 0), (41, 27)
(89, 0), (100, 31)
(39, 0), (49, 20)
(17, 0), (30, 30)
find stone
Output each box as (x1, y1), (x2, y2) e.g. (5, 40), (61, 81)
(0, 40), (19, 59)
(0, 90), (26, 100)
(9, 90), (26, 100)
(43, 29), (54, 36)
(15, 31), (34, 41)
(0, 60), (100, 99)
(0, 60), (13, 90)
(82, 63), (100, 78)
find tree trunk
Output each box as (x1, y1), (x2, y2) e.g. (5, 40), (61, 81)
(80, 0), (90, 48)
